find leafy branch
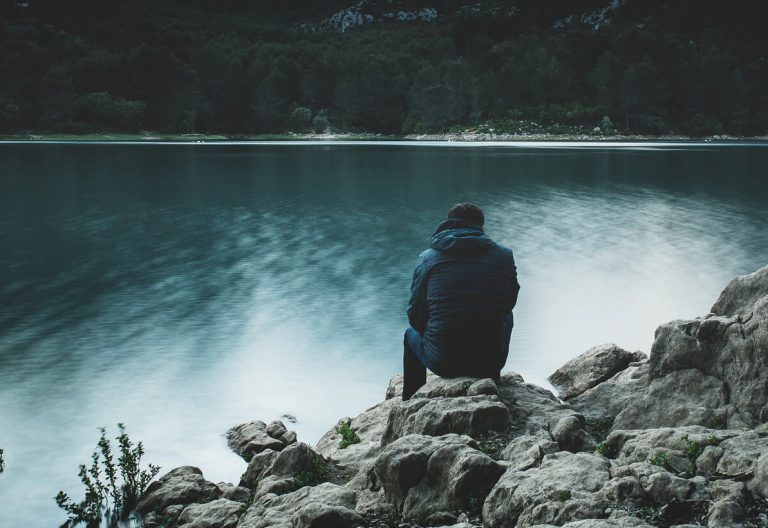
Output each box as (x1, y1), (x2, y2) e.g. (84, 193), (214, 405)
(55, 424), (160, 527)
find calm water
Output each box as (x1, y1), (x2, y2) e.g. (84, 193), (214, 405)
(1, 141), (767, 526)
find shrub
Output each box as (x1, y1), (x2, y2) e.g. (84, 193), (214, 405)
(55, 424), (160, 527)
(336, 422), (361, 449)
(294, 455), (329, 487)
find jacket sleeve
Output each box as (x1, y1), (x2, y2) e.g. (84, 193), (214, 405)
(407, 256), (429, 333)
(507, 252), (521, 311)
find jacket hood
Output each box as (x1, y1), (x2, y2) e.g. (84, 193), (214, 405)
(429, 218), (494, 256)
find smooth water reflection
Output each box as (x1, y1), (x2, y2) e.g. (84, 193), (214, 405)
(1, 143), (767, 526)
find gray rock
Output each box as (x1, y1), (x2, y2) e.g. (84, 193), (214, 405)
(385, 374), (404, 399)
(292, 501), (364, 528)
(715, 432), (768, 478)
(549, 344), (646, 400)
(749, 452), (768, 498)
(640, 471), (693, 504)
(711, 264), (768, 319)
(373, 433), (503, 521)
(240, 443), (321, 489)
(707, 499), (744, 527)
(483, 452), (611, 527)
(315, 398), (398, 472)
(411, 376), (480, 399)
(236, 482), (357, 528)
(467, 378), (499, 397)
(380, 395), (511, 445)
(551, 415), (596, 453)
(217, 483), (252, 503)
(227, 421), (296, 461)
(499, 435), (560, 471)
(137, 466), (221, 515)
(612, 369), (728, 430)
(500, 371), (525, 384)
(252, 476), (299, 501)
(569, 363), (649, 423)
(177, 498), (245, 528)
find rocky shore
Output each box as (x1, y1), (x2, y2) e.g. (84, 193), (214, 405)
(138, 265), (768, 528)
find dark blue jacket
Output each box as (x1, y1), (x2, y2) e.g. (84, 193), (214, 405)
(407, 219), (520, 375)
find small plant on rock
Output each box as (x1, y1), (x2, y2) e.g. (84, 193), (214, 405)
(55, 424), (160, 527)
(649, 451), (670, 469)
(294, 454), (330, 487)
(336, 422), (361, 449)
(681, 434), (704, 461)
(554, 490), (572, 502)
(594, 442), (618, 458)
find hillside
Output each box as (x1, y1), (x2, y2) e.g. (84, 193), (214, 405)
(1, 0), (766, 136)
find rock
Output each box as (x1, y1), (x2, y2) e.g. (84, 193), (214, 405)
(711, 264), (768, 319)
(641, 471), (693, 503)
(315, 398), (398, 471)
(548, 344), (646, 400)
(252, 476), (298, 501)
(236, 482), (357, 528)
(412, 376), (480, 399)
(569, 363), (649, 423)
(217, 483), (251, 503)
(227, 420), (296, 461)
(483, 452), (611, 527)
(749, 452), (768, 498)
(380, 395), (511, 446)
(499, 435), (560, 471)
(715, 432), (768, 478)
(500, 371), (525, 384)
(239, 442), (321, 489)
(176, 498), (245, 528)
(385, 374), (404, 399)
(612, 369), (728, 430)
(137, 466), (221, 515)
(467, 378), (499, 397)
(707, 499), (744, 527)
(551, 415), (596, 453)
(373, 434), (503, 521)
(293, 502), (364, 528)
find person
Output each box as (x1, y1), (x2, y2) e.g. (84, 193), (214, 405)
(403, 203), (520, 400)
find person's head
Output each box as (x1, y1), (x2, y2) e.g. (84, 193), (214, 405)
(447, 202), (484, 228)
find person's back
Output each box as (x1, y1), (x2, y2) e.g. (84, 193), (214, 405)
(403, 203), (520, 400)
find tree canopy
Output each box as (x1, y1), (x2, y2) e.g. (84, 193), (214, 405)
(1, 0), (766, 135)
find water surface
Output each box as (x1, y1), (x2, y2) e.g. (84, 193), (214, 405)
(1, 142), (767, 526)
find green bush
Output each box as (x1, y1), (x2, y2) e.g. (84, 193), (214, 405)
(337, 422), (361, 449)
(55, 424), (160, 527)
(294, 455), (330, 487)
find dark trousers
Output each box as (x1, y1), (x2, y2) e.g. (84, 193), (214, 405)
(403, 327), (428, 401)
(402, 315), (514, 401)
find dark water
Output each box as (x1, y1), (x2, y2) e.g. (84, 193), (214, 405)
(1, 141), (767, 526)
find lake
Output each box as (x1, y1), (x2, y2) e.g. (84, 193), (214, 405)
(1, 141), (767, 526)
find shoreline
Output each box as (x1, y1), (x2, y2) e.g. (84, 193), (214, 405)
(2, 131), (768, 144)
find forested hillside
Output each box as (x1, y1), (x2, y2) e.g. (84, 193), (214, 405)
(1, 0), (766, 136)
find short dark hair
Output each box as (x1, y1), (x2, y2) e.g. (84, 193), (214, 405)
(448, 202), (484, 226)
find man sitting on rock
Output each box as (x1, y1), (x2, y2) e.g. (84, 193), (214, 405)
(403, 203), (521, 400)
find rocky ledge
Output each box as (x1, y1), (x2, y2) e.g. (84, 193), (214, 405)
(139, 265), (768, 528)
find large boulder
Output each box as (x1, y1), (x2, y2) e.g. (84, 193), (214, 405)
(226, 420), (297, 462)
(548, 344), (646, 400)
(483, 452), (612, 527)
(240, 442), (322, 489)
(381, 394), (511, 446)
(137, 466), (221, 516)
(611, 369), (729, 430)
(236, 482), (360, 528)
(568, 362), (649, 424)
(374, 433), (504, 521)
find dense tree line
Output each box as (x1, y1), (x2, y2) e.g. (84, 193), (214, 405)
(1, 0), (766, 136)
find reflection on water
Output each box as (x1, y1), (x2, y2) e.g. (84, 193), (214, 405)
(1, 143), (767, 525)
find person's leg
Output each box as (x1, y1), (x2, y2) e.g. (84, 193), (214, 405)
(495, 312), (515, 379)
(403, 327), (427, 400)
